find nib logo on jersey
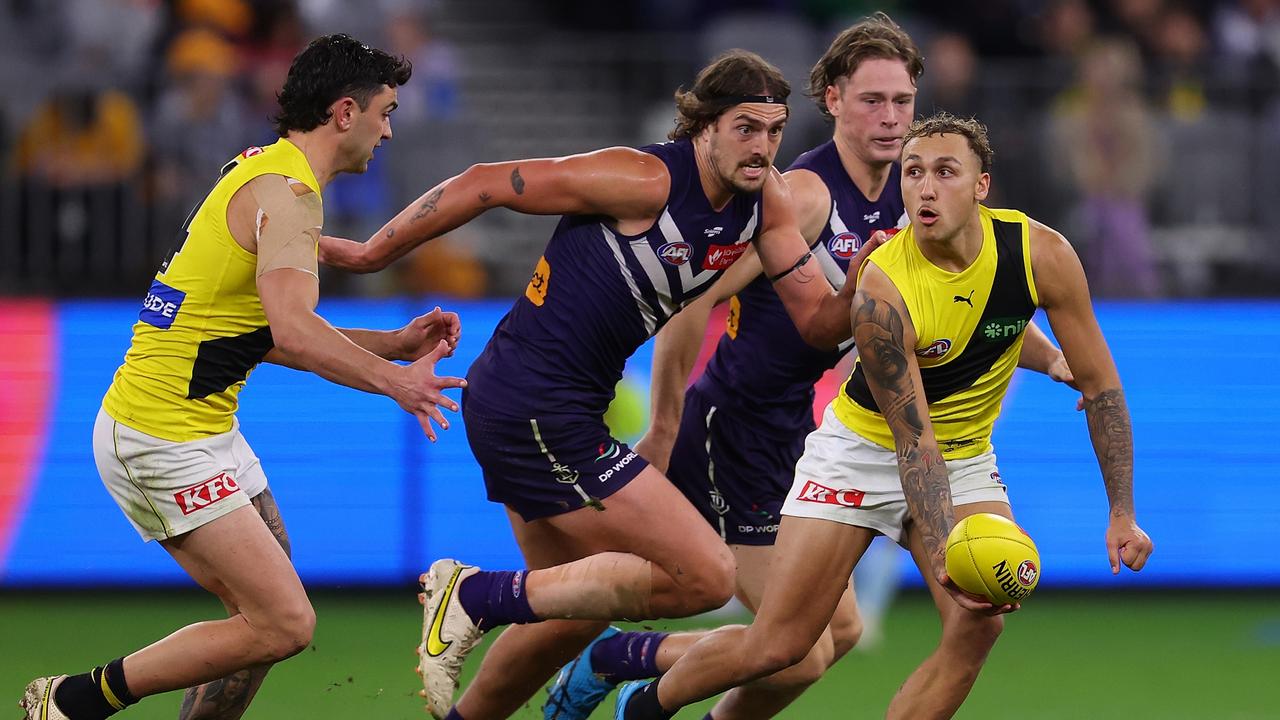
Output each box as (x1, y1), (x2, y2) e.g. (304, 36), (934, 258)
(174, 472), (241, 516)
(139, 279), (187, 330)
(795, 480), (865, 508)
(827, 232), (862, 259)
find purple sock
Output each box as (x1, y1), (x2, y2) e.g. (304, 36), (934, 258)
(456, 569), (539, 631)
(444, 708), (465, 720)
(590, 631), (668, 681)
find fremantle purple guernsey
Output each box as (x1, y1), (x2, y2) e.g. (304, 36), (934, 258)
(698, 140), (906, 427)
(467, 138), (763, 416)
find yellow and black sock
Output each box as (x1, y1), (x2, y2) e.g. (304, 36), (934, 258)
(54, 658), (137, 719)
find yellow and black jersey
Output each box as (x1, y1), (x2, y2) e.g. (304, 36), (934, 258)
(833, 206), (1038, 459)
(102, 139), (321, 442)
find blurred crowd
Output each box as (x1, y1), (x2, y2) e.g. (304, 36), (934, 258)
(1, 0), (1278, 297)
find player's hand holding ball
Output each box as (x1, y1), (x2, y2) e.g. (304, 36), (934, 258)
(943, 513), (1040, 612)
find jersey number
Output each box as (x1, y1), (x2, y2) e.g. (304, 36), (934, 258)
(159, 157), (239, 275)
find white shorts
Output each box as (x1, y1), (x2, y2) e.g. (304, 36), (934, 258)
(93, 407), (268, 541)
(781, 405), (1009, 543)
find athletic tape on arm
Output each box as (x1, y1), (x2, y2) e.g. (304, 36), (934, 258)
(249, 175), (323, 279)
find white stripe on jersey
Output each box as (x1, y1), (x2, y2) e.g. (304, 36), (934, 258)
(602, 224), (658, 335)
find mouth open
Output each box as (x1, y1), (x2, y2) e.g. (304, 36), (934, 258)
(918, 208), (940, 226)
(741, 162), (767, 180)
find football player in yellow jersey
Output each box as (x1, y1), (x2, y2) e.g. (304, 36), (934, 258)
(21, 34), (466, 720)
(614, 113), (1154, 720)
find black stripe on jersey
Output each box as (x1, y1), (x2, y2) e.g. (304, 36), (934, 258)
(187, 326), (275, 399)
(847, 217), (1036, 410)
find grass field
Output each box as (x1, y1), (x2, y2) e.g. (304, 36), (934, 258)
(3, 589), (1277, 719)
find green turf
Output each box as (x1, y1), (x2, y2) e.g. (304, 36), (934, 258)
(2, 590), (1276, 719)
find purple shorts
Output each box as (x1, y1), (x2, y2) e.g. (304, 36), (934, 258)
(462, 391), (649, 521)
(666, 384), (810, 545)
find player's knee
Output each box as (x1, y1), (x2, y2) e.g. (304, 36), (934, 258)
(944, 611), (1003, 657)
(756, 635), (817, 679)
(261, 600), (316, 661)
(679, 547), (736, 613)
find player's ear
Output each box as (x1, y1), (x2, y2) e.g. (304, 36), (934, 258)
(332, 97), (357, 131)
(974, 172), (990, 202)
(824, 83), (841, 117)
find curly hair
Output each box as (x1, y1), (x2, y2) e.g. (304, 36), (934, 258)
(807, 13), (923, 121)
(272, 34), (413, 136)
(669, 50), (790, 140)
(903, 112), (994, 173)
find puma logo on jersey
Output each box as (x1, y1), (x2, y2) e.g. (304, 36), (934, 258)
(953, 290), (975, 307)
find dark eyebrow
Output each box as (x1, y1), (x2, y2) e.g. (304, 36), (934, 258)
(384, 101), (399, 113)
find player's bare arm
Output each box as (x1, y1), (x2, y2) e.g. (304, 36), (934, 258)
(638, 246), (764, 470)
(264, 307), (461, 369)
(1029, 220), (1153, 574)
(851, 266), (952, 563)
(853, 265), (1006, 615)
(320, 147), (671, 272)
(782, 167), (835, 244)
(1017, 321), (1075, 386)
(757, 168), (883, 349)
(232, 175), (466, 440)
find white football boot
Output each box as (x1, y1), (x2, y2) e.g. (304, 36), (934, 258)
(417, 559), (485, 719)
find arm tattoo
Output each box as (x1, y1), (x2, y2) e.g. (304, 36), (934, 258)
(1083, 388), (1135, 517)
(410, 186), (445, 221)
(853, 297), (954, 563)
(510, 167), (525, 195)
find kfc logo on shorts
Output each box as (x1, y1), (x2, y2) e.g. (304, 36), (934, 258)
(702, 243), (749, 270)
(828, 232), (862, 259)
(658, 242), (692, 266)
(1016, 559), (1038, 587)
(795, 480), (865, 508)
(174, 472), (241, 516)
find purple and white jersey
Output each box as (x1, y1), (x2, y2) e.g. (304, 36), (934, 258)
(467, 138), (763, 416)
(697, 140), (906, 428)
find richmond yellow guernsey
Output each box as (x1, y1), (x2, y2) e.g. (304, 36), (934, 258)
(834, 206), (1038, 459)
(102, 140), (321, 442)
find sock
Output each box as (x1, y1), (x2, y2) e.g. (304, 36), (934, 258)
(444, 708), (466, 720)
(456, 570), (538, 632)
(590, 631), (668, 681)
(624, 681), (673, 720)
(53, 658), (137, 720)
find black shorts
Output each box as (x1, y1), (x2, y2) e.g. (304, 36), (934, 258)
(666, 385), (810, 545)
(462, 391), (649, 522)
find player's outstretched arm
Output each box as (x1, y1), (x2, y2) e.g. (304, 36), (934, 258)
(319, 147), (671, 273)
(757, 168), (884, 349)
(1029, 221), (1153, 574)
(266, 307), (462, 369)
(238, 176), (465, 440)
(637, 247), (764, 471)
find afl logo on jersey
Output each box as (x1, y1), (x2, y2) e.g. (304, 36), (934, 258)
(917, 338), (952, 359)
(241, 146), (264, 158)
(658, 241), (692, 266)
(828, 232), (862, 259)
